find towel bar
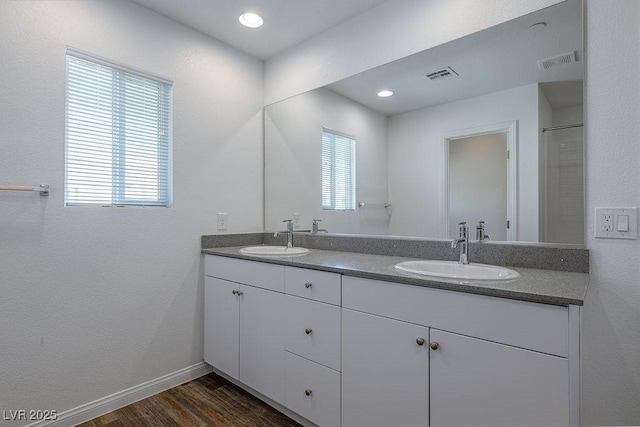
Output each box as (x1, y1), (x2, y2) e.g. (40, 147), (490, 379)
(0, 184), (49, 196)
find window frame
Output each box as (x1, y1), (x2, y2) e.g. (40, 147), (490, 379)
(64, 48), (173, 207)
(321, 128), (356, 211)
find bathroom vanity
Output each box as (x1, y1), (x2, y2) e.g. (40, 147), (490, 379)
(202, 241), (587, 427)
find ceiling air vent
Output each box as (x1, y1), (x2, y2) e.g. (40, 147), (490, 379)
(425, 66), (458, 81)
(537, 51), (577, 71)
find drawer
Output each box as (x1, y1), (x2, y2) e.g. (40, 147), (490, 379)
(342, 276), (569, 357)
(205, 255), (285, 292)
(285, 295), (341, 371)
(284, 352), (341, 427)
(285, 266), (341, 305)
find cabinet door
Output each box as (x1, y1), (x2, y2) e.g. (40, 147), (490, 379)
(430, 329), (569, 427)
(204, 277), (239, 379)
(342, 308), (429, 427)
(239, 284), (285, 404)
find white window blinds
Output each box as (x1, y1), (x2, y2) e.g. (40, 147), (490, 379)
(322, 128), (356, 210)
(65, 50), (172, 207)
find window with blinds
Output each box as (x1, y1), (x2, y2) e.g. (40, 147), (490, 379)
(322, 128), (356, 211)
(65, 50), (172, 207)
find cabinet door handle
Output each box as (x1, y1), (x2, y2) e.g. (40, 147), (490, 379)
(305, 282), (313, 288)
(305, 328), (313, 335)
(232, 289), (238, 295)
(430, 342), (439, 350)
(236, 290), (244, 296)
(304, 389), (313, 396)
(416, 338), (425, 346)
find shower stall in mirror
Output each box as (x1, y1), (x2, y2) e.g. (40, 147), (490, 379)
(540, 123), (584, 244)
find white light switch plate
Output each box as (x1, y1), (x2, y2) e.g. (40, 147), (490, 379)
(594, 207), (638, 239)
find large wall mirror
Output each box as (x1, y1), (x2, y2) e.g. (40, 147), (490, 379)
(265, 0), (583, 245)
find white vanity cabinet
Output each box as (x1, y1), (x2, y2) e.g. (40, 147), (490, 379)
(203, 276), (240, 379)
(204, 254), (580, 427)
(429, 329), (569, 427)
(283, 267), (342, 427)
(342, 308), (430, 427)
(204, 256), (343, 426)
(204, 256), (286, 404)
(342, 275), (576, 427)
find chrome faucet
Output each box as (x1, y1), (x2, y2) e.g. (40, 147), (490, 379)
(451, 221), (469, 264)
(312, 219), (328, 234)
(274, 219), (311, 247)
(476, 221), (490, 242)
(274, 219), (295, 248)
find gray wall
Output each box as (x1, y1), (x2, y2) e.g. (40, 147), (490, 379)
(264, 88), (389, 235)
(0, 0), (263, 421)
(582, 0), (640, 424)
(387, 84), (539, 240)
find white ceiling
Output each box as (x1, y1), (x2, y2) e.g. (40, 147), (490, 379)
(327, 0), (583, 115)
(129, 0), (390, 60)
(129, 0), (583, 113)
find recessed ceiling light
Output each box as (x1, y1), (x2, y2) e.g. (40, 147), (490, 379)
(239, 12), (264, 28)
(377, 90), (394, 97)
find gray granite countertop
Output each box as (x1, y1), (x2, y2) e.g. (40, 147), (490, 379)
(201, 246), (588, 306)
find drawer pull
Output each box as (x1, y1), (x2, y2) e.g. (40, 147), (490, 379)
(305, 328), (313, 335)
(304, 389), (313, 396)
(430, 342), (439, 350)
(305, 282), (313, 288)
(416, 338), (425, 346)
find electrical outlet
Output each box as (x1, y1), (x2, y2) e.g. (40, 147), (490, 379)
(595, 207), (638, 239)
(292, 212), (301, 229)
(217, 212), (228, 230)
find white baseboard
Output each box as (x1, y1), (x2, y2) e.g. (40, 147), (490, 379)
(26, 362), (213, 427)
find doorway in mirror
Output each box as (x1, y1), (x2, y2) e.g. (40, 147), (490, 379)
(448, 132), (508, 241)
(443, 121), (517, 241)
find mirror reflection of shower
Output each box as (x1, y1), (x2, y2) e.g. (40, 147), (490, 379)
(542, 122), (584, 245)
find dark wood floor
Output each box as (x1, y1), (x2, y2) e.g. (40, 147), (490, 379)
(79, 373), (302, 427)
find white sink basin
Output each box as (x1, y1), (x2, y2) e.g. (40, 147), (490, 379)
(395, 260), (520, 281)
(240, 246), (310, 256)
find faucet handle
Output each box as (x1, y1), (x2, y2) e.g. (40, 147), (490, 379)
(313, 219), (321, 224)
(282, 219), (294, 232)
(476, 221), (490, 241)
(458, 221), (468, 238)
